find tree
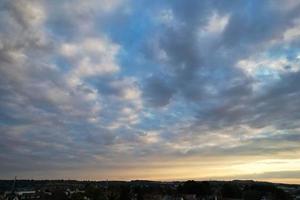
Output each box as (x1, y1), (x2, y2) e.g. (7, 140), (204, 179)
(51, 190), (68, 200)
(71, 192), (86, 200)
(133, 186), (144, 200)
(177, 180), (211, 196)
(221, 183), (242, 198)
(85, 185), (106, 200)
(119, 186), (131, 200)
(243, 190), (261, 200)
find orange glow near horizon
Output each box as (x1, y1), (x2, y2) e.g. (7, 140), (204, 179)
(14, 157), (298, 185)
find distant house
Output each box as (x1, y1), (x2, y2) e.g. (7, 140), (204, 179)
(16, 191), (40, 200)
(4, 191), (40, 200)
(3, 192), (19, 200)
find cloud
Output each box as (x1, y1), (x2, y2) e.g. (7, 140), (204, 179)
(143, 75), (175, 107)
(0, 0), (143, 176)
(1, 0), (300, 181)
(139, 1), (300, 134)
(61, 37), (121, 87)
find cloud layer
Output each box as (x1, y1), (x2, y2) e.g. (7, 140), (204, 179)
(1, 0), (300, 182)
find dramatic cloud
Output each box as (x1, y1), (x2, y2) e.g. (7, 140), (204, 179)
(0, 0), (300, 182)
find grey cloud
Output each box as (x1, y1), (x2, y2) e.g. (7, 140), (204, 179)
(142, 0), (300, 108)
(140, 0), (300, 145)
(1, 0), (300, 179)
(0, 0), (141, 176)
(195, 70), (300, 131)
(143, 76), (175, 107)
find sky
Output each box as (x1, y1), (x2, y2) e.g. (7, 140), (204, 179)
(0, 0), (300, 184)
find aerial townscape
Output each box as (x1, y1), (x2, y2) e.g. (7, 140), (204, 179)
(0, 179), (300, 200)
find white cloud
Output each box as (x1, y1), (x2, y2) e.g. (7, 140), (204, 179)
(60, 37), (121, 87)
(237, 55), (300, 77)
(73, 56), (119, 78)
(200, 11), (229, 35)
(138, 131), (161, 144)
(60, 44), (79, 57)
(283, 18), (300, 42)
(105, 78), (143, 128)
(9, 0), (46, 27)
